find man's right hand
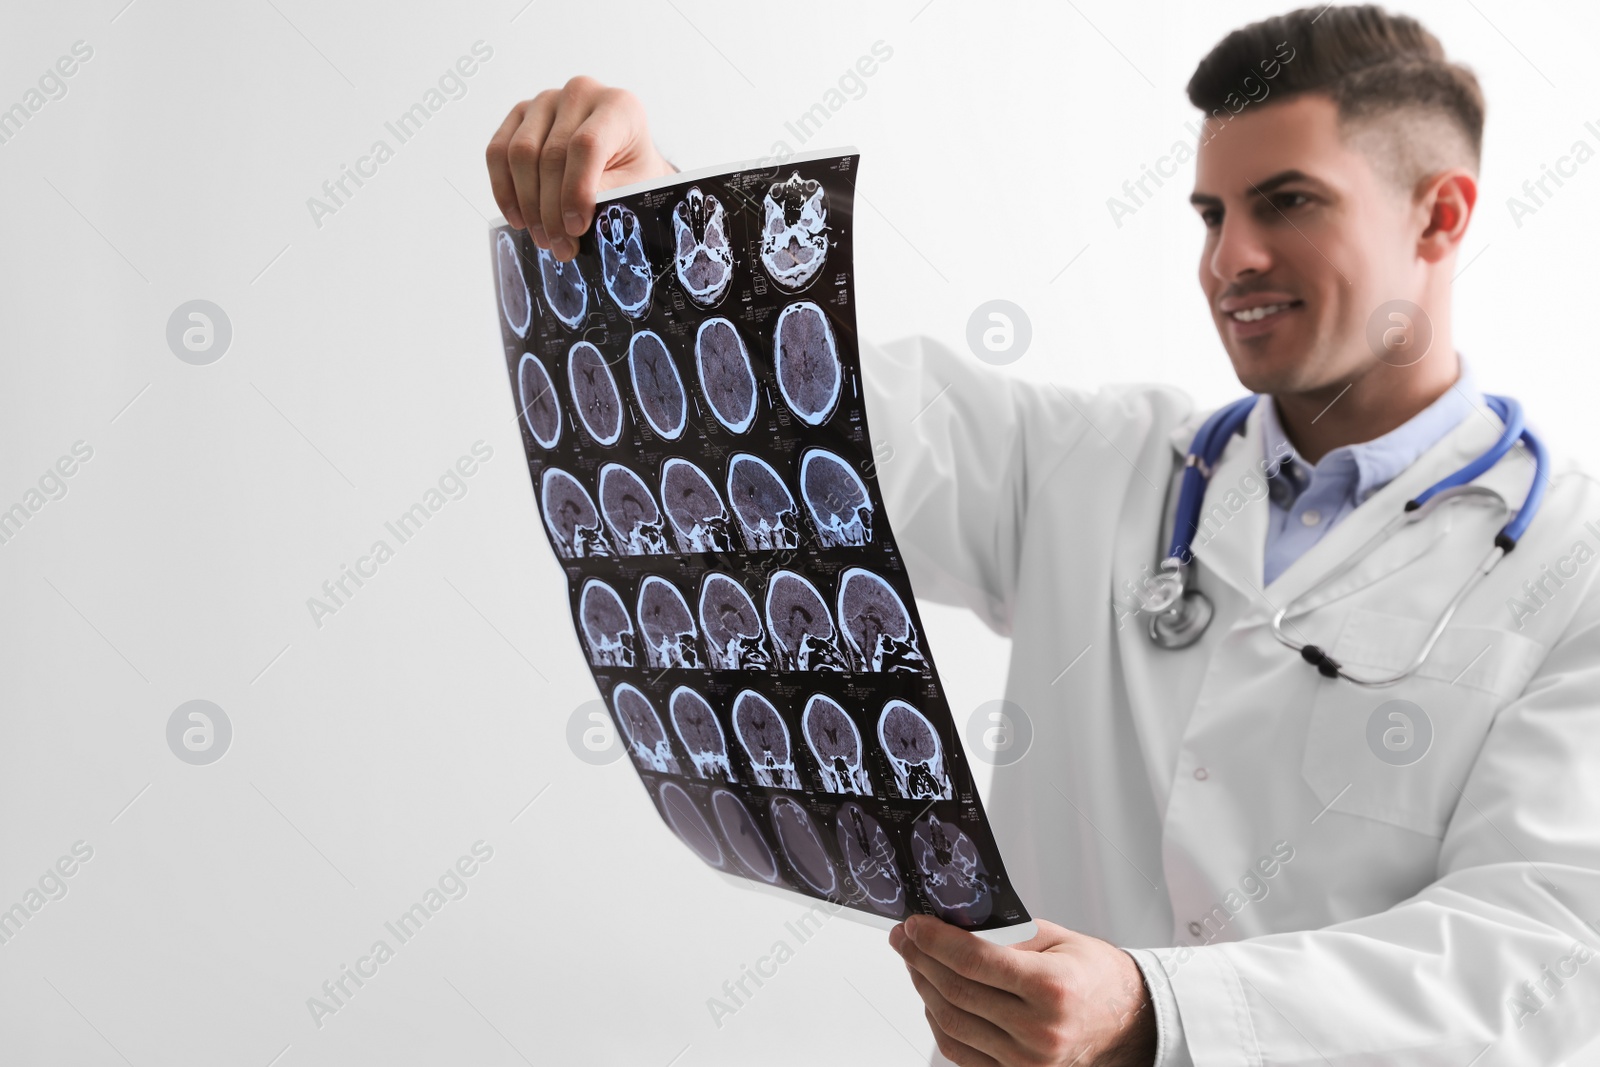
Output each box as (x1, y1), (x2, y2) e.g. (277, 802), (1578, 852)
(485, 76), (675, 263)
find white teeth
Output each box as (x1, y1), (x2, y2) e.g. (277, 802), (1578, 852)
(1231, 302), (1293, 322)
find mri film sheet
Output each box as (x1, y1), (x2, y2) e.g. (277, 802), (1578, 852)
(490, 150), (1032, 934)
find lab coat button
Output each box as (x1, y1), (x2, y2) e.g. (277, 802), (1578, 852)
(1300, 508), (1322, 526)
(1193, 766), (1209, 780)
(1187, 921), (1203, 937)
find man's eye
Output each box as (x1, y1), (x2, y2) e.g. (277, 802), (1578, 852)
(1274, 192), (1310, 210)
(1200, 209), (1222, 227)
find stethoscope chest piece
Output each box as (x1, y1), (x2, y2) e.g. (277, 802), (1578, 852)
(1148, 588), (1214, 649)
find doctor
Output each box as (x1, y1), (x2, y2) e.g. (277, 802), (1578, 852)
(485, 4), (1600, 1064)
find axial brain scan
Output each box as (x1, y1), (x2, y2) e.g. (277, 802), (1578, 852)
(660, 458), (736, 553)
(911, 812), (994, 926)
(713, 789), (780, 883)
(765, 570), (850, 672)
(800, 449), (874, 548)
(598, 463), (669, 555)
(660, 781), (725, 869)
(878, 699), (953, 800)
(834, 801), (906, 917)
(496, 231), (531, 338)
(516, 353), (561, 449)
(759, 171), (829, 293)
(627, 330), (687, 441)
(726, 453), (801, 551)
(774, 301), (842, 427)
(733, 689), (801, 790)
(803, 694), (872, 796)
(695, 318), (758, 434)
(567, 341), (625, 447)
(636, 576), (702, 669)
(836, 568), (928, 672)
(698, 573), (773, 670)
(611, 682), (681, 774)
(577, 578), (635, 667)
(672, 185), (734, 308)
(537, 245), (588, 330)
(596, 203), (653, 319)
(670, 686), (735, 782)
(769, 796), (837, 895)
(540, 468), (613, 559)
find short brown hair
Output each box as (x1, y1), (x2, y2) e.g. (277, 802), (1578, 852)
(1187, 5), (1485, 188)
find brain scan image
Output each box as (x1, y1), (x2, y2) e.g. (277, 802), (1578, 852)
(670, 686), (735, 782)
(726, 453), (800, 551)
(598, 463), (668, 555)
(774, 301), (842, 427)
(516, 353), (561, 449)
(611, 682), (681, 774)
(836, 568), (928, 673)
(765, 570), (849, 672)
(713, 789), (781, 883)
(769, 796), (837, 896)
(732, 689), (802, 790)
(537, 245), (588, 330)
(636, 575), (702, 669)
(695, 318), (759, 434)
(800, 448), (874, 548)
(577, 578), (635, 667)
(834, 802), (906, 917)
(496, 231), (531, 338)
(627, 330), (687, 441)
(567, 341), (625, 446)
(802, 694), (872, 796)
(660, 458), (736, 553)
(659, 781), (725, 870)
(911, 812), (994, 926)
(877, 699), (953, 800)
(698, 573), (774, 670)
(540, 468), (613, 559)
(596, 203), (653, 319)
(759, 171), (829, 293)
(672, 185), (734, 308)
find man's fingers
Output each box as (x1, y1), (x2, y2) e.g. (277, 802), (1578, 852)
(900, 937), (1028, 1032)
(506, 93), (558, 246)
(485, 101), (528, 228)
(909, 974), (1008, 1067)
(538, 80), (605, 258)
(904, 916), (1034, 996)
(558, 105), (624, 239)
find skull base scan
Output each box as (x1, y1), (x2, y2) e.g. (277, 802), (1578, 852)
(912, 813), (994, 926)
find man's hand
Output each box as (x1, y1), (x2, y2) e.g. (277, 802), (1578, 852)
(485, 76), (675, 261)
(890, 915), (1157, 1067)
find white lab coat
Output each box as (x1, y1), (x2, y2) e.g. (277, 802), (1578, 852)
(859, 333), (1600, 1066)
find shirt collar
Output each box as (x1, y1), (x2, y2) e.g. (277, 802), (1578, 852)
(1257, 353), (1483, 506)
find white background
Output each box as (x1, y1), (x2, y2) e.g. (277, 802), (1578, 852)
(2, 1), (1597, 1064)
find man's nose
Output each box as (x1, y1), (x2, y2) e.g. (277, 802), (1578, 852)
(1208, 215), (1274, 282)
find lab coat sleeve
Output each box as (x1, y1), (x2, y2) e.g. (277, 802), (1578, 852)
(1126, 948), (1195, 1067)
(1150, 592), (1600, 1065)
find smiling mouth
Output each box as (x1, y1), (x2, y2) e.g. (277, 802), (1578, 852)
(1229, 299), (1304, 323)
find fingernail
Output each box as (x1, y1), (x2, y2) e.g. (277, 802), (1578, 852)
(554, 237), (573, 259)
(531, 224), (548, 246)
(564, 209), (583, 234)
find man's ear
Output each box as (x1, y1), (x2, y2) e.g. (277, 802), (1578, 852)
(1417, 169), (1477, 264)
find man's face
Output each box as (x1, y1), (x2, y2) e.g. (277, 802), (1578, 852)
(1192, 93), (1421, 396)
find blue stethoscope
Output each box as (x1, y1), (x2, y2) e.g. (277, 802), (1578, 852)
(1140, 393), (1549, 685)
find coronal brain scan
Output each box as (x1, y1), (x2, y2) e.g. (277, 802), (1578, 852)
(769, 796), (837, 896)
(695, 318), (758, 434)
(672, 185), (734, 308)
(660, 781), (724, 869)
(627, 330), (687, 441)
(567, 341), (625, 446)
(698, 573), (773, 670)
(611, 682), (681, 774)
(596, 203), (653, 319)
(835, 802), (906, 917)
(877, 699), (953, 800)
(496, 230), (531, 339)
(836, 568), (928, 672)
(670, 686), (735, 782)
(538, 245), (589, 330)
(726, 453), (800, 551)
(759, 171), (829, 293)
(732, 689), (801, 790)
(713, 789), (780, 883)
(598, 463), (669, 555)
(800, 448), (874, 548)
(774, 301), (842, 427)
(764, 569), (849, 672)
(540, 468), (612, 559)
(912, 812), (994, 926)
(636, 576), (702, 669)
(659, 458), (735, 553)
(577, 578), (634, 667)
(803, 694), (872, 796)
(516, 352), (561, 449)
